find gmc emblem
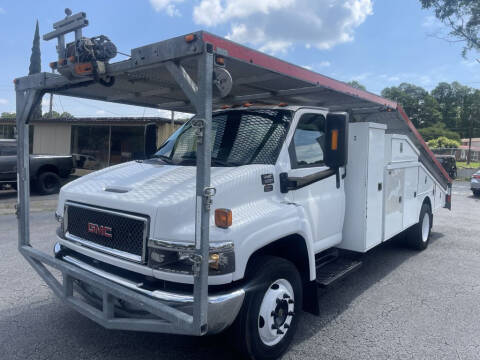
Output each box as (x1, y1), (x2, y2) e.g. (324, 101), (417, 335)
(87, 222), (112, 238)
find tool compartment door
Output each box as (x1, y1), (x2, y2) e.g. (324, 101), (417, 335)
(403, 165), (420, 229)
(384, 167), (405, 240)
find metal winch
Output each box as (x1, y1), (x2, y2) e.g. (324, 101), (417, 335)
(43, 8), (117, 84)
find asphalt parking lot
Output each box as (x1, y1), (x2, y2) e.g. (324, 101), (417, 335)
(0, 181), (479, 360)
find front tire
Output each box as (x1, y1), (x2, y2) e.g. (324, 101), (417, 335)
(407, 203), (432, 250)
(231, 256), (302, 360)
(473, 190), (480, 197)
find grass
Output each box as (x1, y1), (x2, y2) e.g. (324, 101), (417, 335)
(457, 161), (480, 169)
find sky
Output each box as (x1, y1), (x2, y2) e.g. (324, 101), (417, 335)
(0, 0), (479, 118)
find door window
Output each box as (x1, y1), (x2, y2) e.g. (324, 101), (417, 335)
(290, 113), (326, 168)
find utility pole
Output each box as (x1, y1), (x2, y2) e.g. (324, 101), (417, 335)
(467, 113), (473, 165)
(48, 69), (53, 117)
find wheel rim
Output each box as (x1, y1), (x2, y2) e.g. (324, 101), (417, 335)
(421, 212), (430, 242)
(258, 278), (295, 346)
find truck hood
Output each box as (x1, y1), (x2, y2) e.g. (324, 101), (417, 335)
(58, 160), (278, 242)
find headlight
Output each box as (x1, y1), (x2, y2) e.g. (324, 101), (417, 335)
(147, 239), (235, 275)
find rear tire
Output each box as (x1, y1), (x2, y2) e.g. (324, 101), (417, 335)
(473, 190), (480, 197)
(36, 171), (61, 195)
(231, 256), (302, 360)
(407, 203), (432, 250)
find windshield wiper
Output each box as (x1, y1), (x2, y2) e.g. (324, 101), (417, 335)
(153, 155), (175, 164)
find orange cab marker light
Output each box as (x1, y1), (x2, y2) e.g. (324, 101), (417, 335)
(185, 34), (196, 43)
(13, 79), (18, 85)
(215, 56), (225, 65)
(215, 209), (232, 229)
(243, 102), (253, 107)
(221, 105), (231, 109)
(278, 102), (288, 107)
(331, 130), (338, 150)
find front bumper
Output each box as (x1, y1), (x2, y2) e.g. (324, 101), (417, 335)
(18, 243), (245, 335)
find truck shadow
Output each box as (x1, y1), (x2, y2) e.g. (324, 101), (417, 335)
(0, 232), (445, 360)
(292, 231), (445, 347)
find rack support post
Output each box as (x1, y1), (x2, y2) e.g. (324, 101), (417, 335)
(192, 50), (214, 335)
(15, 89), (42, 249)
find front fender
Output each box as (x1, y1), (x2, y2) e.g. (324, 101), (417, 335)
(232, 203), (316, 282)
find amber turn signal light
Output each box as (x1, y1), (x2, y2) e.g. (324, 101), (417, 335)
(330, 129), (338, 150)
(215, 208), (232, 229)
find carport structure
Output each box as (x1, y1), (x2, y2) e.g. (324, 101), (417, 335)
(14, 11), (451, 336)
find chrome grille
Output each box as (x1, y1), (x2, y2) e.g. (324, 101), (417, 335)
(65, 202), (148, 263)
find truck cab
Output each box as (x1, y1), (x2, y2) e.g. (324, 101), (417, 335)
(55, 106), (345, 284)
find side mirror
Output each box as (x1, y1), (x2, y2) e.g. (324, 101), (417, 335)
(144, 123), (158, 159)
(324, 112), (348, 168)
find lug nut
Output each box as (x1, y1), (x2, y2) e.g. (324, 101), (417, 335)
(283, 294), (290, 299)
(288, 299), (294, 304)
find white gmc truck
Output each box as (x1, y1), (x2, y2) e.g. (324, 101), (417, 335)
(53, 105), (448, 358)
(15, 13), (452, 360)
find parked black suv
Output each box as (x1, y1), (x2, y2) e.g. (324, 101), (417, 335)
(0, 139), (74, 194)
(435, 155), (457, 179)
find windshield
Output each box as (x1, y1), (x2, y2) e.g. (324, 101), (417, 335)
(153, 109), (292, 166)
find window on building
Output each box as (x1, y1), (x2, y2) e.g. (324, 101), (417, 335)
(0, 125), (15, 139)
(71, 125), (109, 170)
(109, 126), (145, 165)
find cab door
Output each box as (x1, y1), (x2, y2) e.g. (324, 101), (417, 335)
(287, 110), (345, 253)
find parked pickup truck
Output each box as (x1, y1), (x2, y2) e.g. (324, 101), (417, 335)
(53, 105), (448, 358)
(0, 139), (74, 194)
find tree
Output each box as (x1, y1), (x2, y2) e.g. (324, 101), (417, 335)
(29, 20), (42, 120)
(347, 80), (367, 91)
(381, 83), (441, 128)
(1, 112), (16, 119)
(427, 136), (461, 149)
(42, 111), (74, 119)
(420, 0), (480, 56)
(418, 122), (461, 141)
(431, 82), (460, 129)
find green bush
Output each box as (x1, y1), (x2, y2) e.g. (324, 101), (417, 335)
(427, 136), (461, 149)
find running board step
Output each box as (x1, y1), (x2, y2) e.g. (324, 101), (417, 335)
(315, 257), (362, 287)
